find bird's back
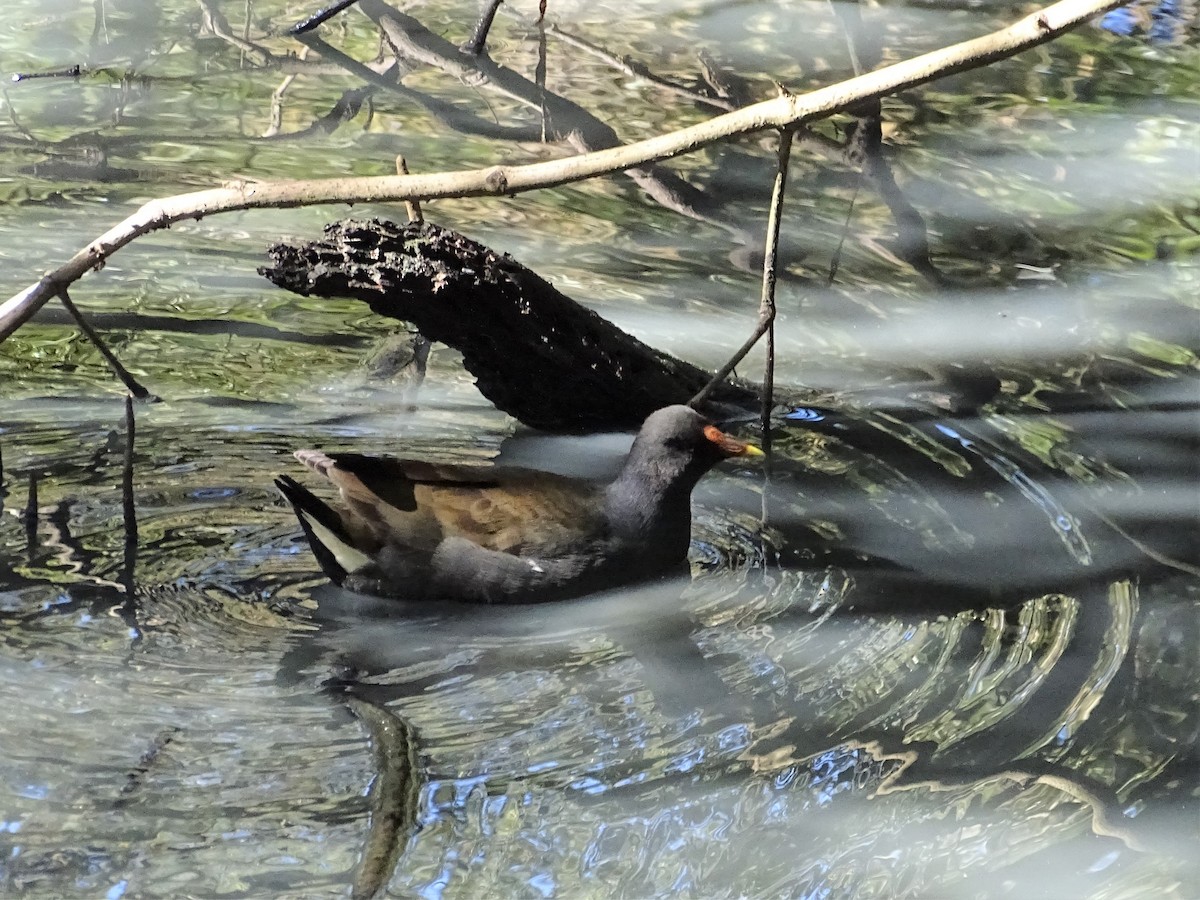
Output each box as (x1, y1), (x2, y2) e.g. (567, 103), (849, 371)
(297, 450), (610, 558)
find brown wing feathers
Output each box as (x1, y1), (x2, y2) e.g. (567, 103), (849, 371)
(290, 450), (603, 555)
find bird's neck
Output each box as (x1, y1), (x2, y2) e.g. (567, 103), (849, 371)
(605, 454), (699, 550)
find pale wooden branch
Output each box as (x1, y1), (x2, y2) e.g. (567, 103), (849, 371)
(0, 0), (1125, 343)
(760, 130), (793, 435)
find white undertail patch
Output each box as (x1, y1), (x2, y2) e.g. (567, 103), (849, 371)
(300, 510), (371, 573)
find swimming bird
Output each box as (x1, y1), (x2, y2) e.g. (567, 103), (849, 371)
(276, 405), (763, 603)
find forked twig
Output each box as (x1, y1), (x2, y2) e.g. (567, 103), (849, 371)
(691, 126), (795, 414)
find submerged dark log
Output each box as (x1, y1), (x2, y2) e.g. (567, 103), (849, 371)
(261, 219), (756, 432)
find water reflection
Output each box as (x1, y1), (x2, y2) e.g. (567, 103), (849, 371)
(2, 381), (1194, 895)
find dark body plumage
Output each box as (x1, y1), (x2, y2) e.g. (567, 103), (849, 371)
(276, 405), (761, 603)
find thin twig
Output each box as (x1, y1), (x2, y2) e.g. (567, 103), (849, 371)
(690, 125), (793, 410)
(504, 1), (743, 110)
(828, 178), (860, 285)
(688, 320), (769, 409)
(57, 289), (158, 401)
(1, 0), (1128, 342)
(536, 13), (548, 141)
(1087, 501), (1200, 578)
(756, 122), (795, 532)
(759, 127), (793, 441)
(263, 45), (306, 138)
(264, 70), (298, 137)
(10, 65), (84, 82)
(396, 156), (423, 223)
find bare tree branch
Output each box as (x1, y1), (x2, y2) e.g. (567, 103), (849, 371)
(0, 0), (1125, 343)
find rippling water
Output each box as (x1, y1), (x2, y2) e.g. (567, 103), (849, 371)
(1, 0), (1198, 898)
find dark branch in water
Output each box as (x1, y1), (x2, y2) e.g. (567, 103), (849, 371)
(344, 695), (421, 900)
(198, 0), (276, 67)
(24, 472), (38, 556)
(820, 1), (946, 288)
(261, 219), (757, 432)
(461, 0), (504, 56)
(262, 84), (377, 142)
(9, 64), (83, 82)
(57, 289), (158, 402)
(120, 393), (139, 608)
(116, 726), (180, 803)
(288, 0), (363, 35)
(851, 106), (947, 288)
(293, 31), (541, 142)
(795, 116), (947, 288)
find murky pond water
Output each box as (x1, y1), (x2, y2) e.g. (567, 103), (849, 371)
(1, 1), (1197, 897)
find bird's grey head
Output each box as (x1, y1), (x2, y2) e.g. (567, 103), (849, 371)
(634, 405), (761, 464)
(607, 404), (761, 544)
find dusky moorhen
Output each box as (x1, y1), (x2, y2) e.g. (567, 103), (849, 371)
(276, 405), (763, 603)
